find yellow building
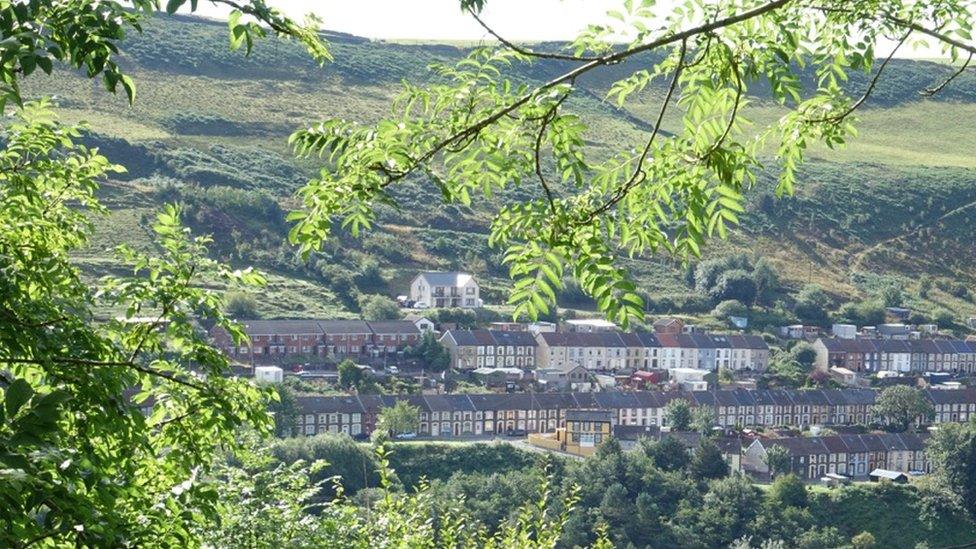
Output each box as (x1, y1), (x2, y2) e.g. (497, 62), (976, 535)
(528, 409), (613, 457)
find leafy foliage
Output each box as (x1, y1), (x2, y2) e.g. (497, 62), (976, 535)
(377, 400), (421, 436)
(0, 103), (272, 545)
(664, 398), (693, 430)
(403, 332), (452, 372)
(875, 385), (935, 432)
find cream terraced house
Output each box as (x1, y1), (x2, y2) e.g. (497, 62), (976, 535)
(410, 271), (480, 309)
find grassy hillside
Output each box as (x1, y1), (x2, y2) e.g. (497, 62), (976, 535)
(21, 14), (976, 323)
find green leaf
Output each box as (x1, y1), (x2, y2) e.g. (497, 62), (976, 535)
(5, 379), (33, 418)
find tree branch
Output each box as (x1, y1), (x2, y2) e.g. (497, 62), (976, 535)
(579, 39), (688, 224)
(808, 31), (910, 124)
(885, 14), (976, 56)
(701, 49), (743, 159)
(534, 89), (573, 219)
(468, 9), (600, 62)
(376, 0), (793, 189)
(922, 52), (973, 96)
(1, 356), (207, 391)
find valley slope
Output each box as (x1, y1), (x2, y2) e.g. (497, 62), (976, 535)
(24, 14), (976, 322)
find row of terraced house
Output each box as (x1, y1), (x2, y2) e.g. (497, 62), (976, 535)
(211, 319), (422, 362)
(294, 387), (976, 438)
(814, 337), (976, 373)
(439, 330), (770, 372)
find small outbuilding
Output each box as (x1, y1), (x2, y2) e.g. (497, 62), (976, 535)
(869, 468), (909, 484)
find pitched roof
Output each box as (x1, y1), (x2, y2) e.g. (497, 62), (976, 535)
(367, 320), (421, 335)
(414, 272), (476, 287)
(442, 329), (536, 347)
(566, 409), (613, 422)
(732, 334), (769, 350)
(489, 330), (538, 347)
(240, 319), (324, 336)
(537, 332), (626, 348)
(317, 320), (372, 334)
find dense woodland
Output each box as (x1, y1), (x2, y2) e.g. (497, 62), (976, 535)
(207, 429), (976, 548)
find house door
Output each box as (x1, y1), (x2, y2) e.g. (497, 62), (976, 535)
(453, 422), (460, 436)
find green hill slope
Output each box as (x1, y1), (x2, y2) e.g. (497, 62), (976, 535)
(22, 14), (976, 322)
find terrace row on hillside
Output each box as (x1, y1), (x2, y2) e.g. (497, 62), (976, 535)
(293, 387), (976, 439)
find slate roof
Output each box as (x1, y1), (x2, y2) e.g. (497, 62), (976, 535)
(367, 320), (421, 335)
(729, 334), (768, 350)
(538, 332), (627, 348)
(443, 329), (538, 347)
(415, 272), (475, 287)
(763, 433), (928, 457)
(925, 388), (976, 405)
(566, 409), (614, 423)
(817, 337), (976, 355)
(317, 320), (372, 334)
(240, 319), (324, 336)
(489, 330), (538, 346)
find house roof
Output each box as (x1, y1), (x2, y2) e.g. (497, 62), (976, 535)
(870, 468), (908, 480)
(240, 319), (324, 336)
(443, 329), (537, 347)
(537, 332), (627, 348)
(317, 320), (372, 334)
(763, 433), (928, 458)
(367, 320), (421, 335)
(613, 424), (661, 441)
(489, 330), (538, 347)
(817, 337), (976, 355)
(414, 271), (476, 287)
(925, 388), (976, 405)
(566, 409), (614, 423)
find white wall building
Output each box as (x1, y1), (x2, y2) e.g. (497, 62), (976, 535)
(410, 272), (480, 309)
(254, 366), (284, 384)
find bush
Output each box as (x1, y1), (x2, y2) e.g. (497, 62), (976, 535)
(225, 291), (260, 319)
(768, 474), (808, 508)
(269, 434), (381, 496)
(713, 299), (749, 319)
(794, 285), (830, 326)
(386, 443), (538, 489)
(358, 294), (402, 320)
(712, 269), (758, 304)
(835, 301), (886, 326)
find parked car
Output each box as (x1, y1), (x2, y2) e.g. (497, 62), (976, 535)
(414, 302), (429, 309)
(505, 428), (528, 437)
(395, 432), (417, 440)
(387, 366), (400, 375)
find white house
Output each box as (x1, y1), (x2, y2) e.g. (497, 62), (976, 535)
(405, 314), (436, 333)
(410, 272), (480, 309)
(535, 332), (628, 371)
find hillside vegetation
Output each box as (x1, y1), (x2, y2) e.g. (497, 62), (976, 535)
(23, 14), (976, 321)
